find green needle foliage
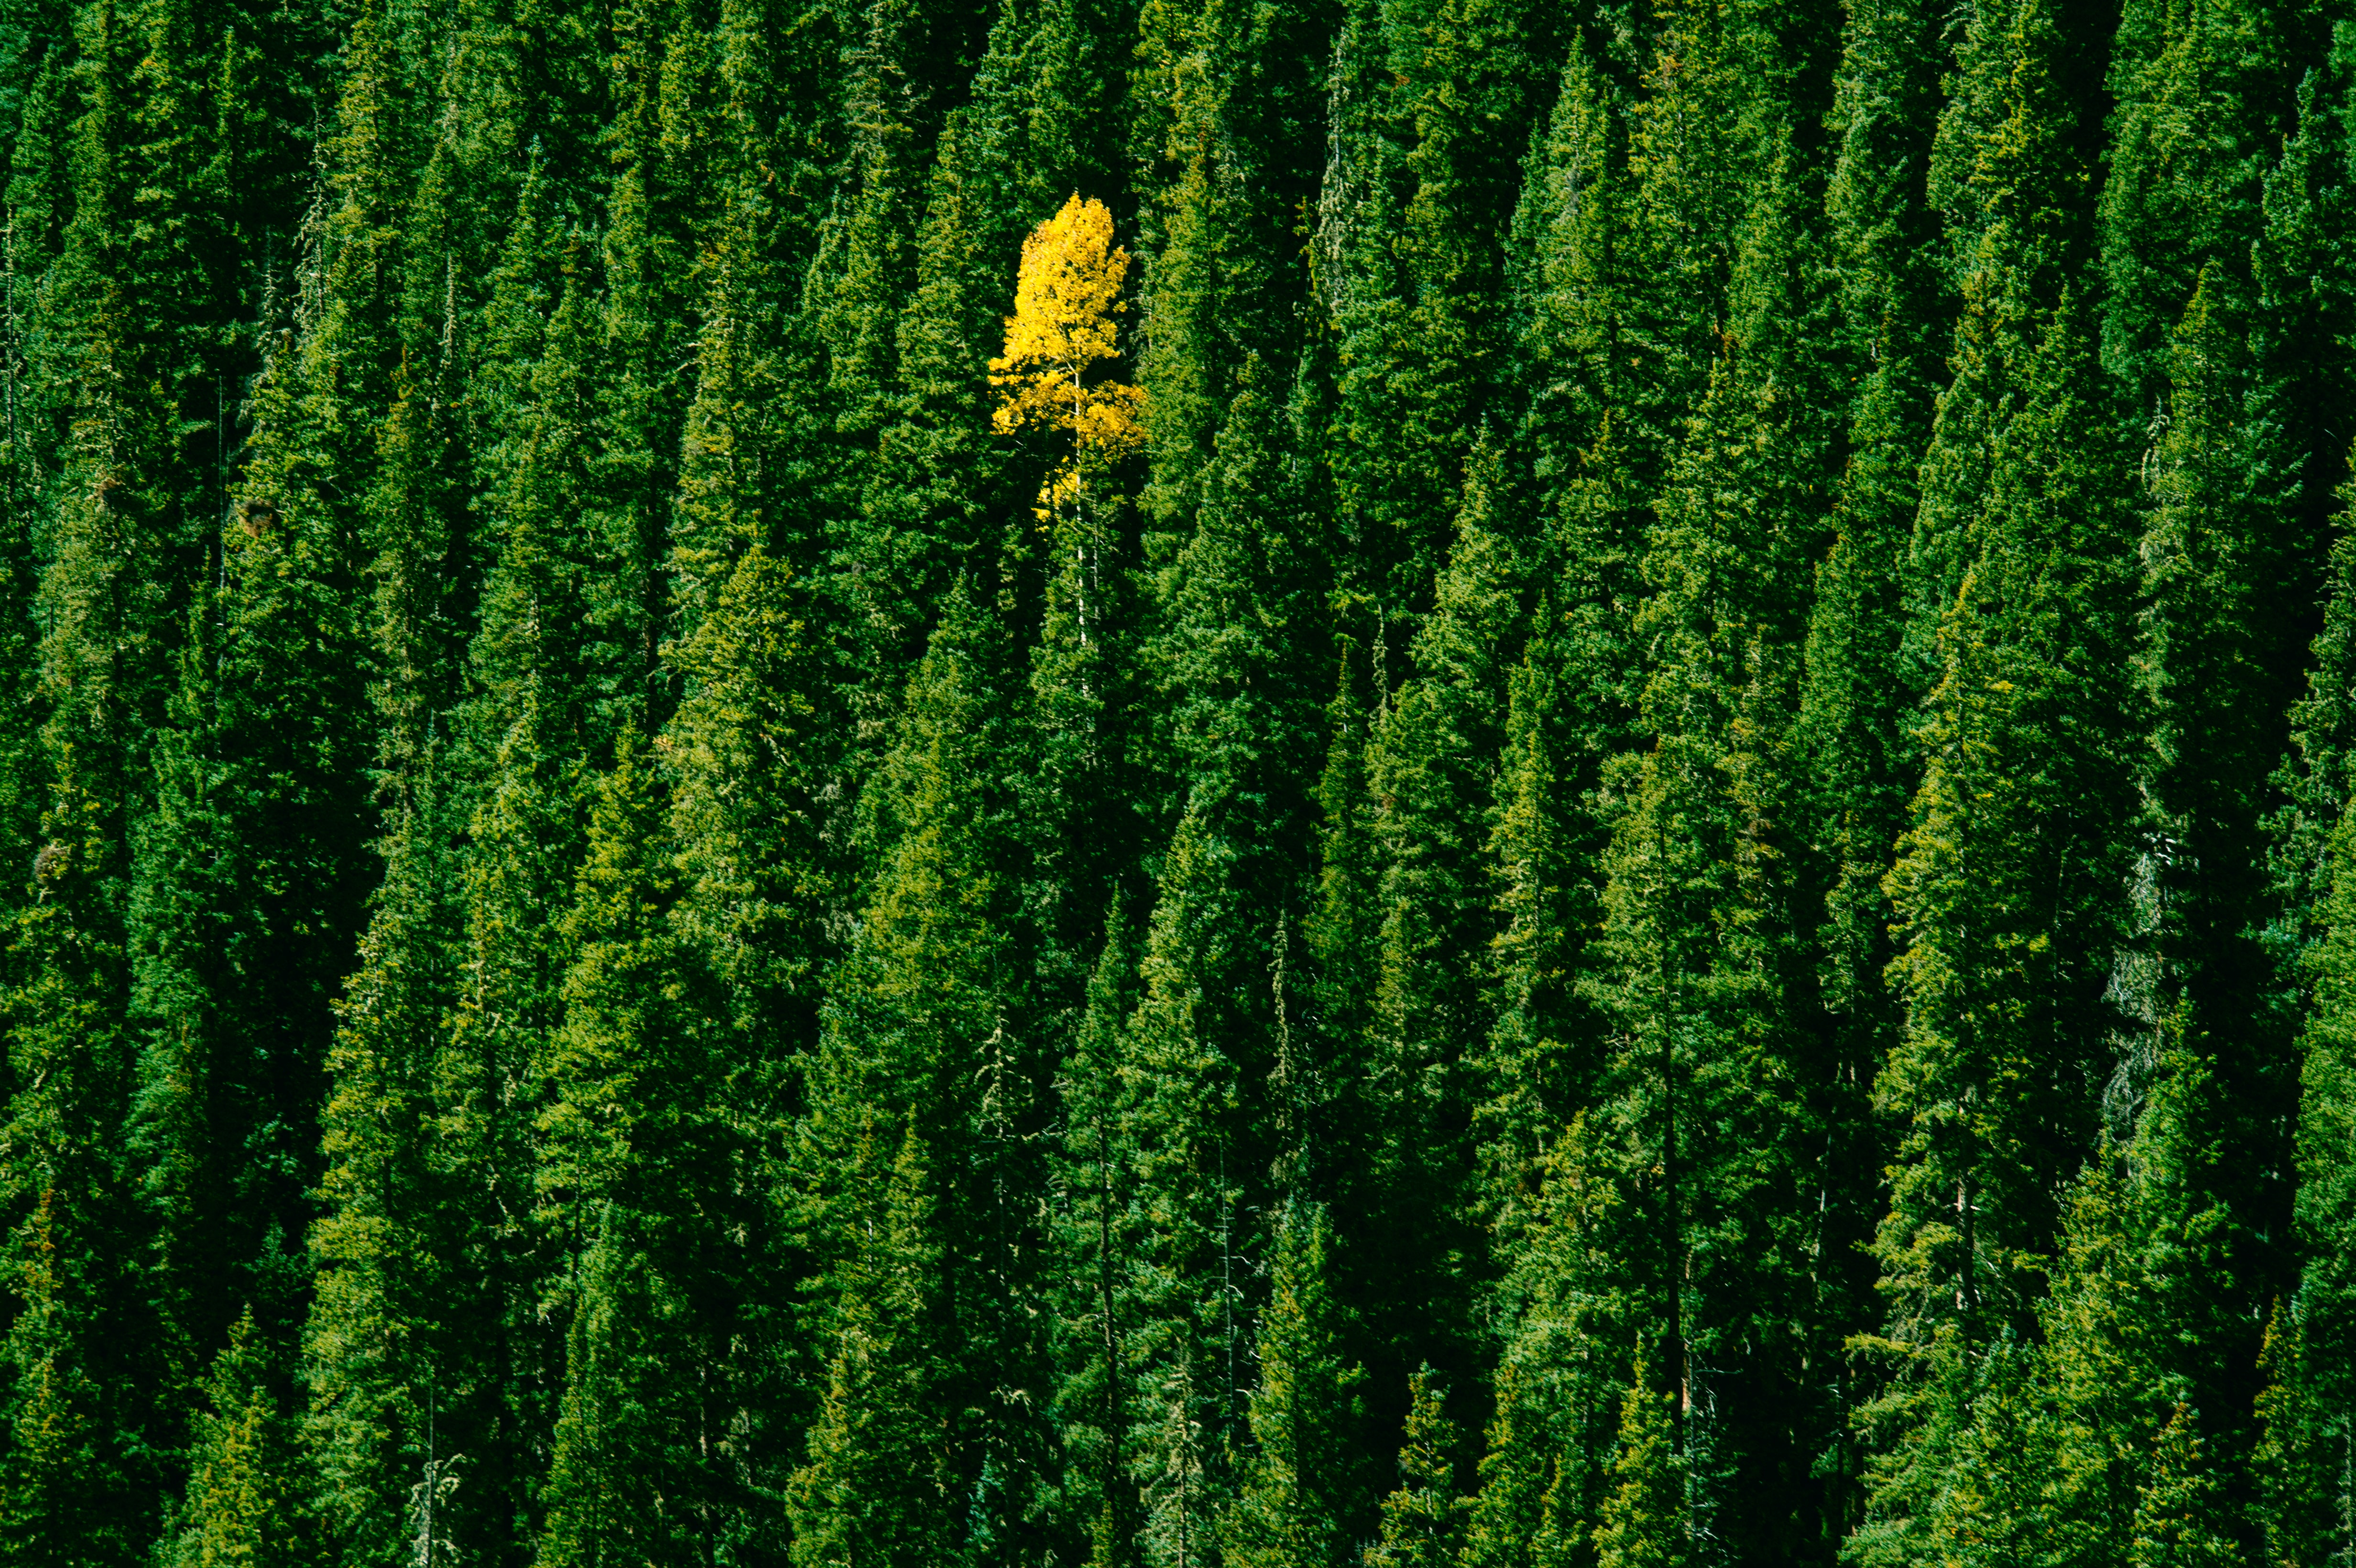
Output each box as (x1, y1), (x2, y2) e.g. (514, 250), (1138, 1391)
(0, 0), (2351, 1562)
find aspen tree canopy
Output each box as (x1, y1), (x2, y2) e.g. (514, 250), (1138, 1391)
(991, 195), (1145, 519)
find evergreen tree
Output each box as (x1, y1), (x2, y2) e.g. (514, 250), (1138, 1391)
(304, 97), (595, 1560)
(2264, 678), (2356, 1564)
(817, 0), (998, 751)
(1790, 3), (1950, 1466)
(1054, 906), (1147, 1566)
(790, 1123), (967, 1568)
(1364, 1368), (1467, 1568)
(792, 583), (1061, 1568)
(161, 1312), (308, 1567)
(2109, 4), (2328, 1455)
(1585, 129), (1846, 1558)
(1224, 1202), (1363, 1568)
(2129, 1405), (2239, 1568)
(303, 746), (469, 1567)
(1459, 1125), (1613, 1568)
(1591, 1361), (1686, 1568)
(1865, 0), (2132, 1457)
(1471, 27), (1629, 1283)
(539, 728), (787, 1563)
(1867, 283), (2139, 1568)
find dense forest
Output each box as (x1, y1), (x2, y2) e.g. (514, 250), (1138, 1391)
(1, 0), (2354, 1560)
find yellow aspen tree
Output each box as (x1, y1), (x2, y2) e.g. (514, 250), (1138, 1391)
(992, 195), (1146, 520)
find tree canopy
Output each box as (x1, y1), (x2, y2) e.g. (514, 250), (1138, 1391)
(0, 0), (2350, 1563)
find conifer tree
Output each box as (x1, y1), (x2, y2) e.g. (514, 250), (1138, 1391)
(161, 1312), (307, 1567)
(1365, 1368), (1467, 1568)
(593, 0), (703, 714)
(2127, 261), (2310, 1421)
(1867, 0), (2129, 1383)
(1586, 127), (1847, 1554)
(1128, 0), (1326, 543)
(117, 0), (363, 1442)
(1470, 32), (1631, 1275)
(0, 0), (316, 1534)
(1110, 807), (1251, 1568)
(1376, 0), (1557, 606)
(1349, 435), (1523, 1395)
(2262, 706), (2356, 1564)
(2099, 0), (2290, 420)
(832, 24), (1020, 761)
(0, 43), (63, 909)
(2107, 6), (2324, 1439)
(1054, 907), (1147, 1565)
(1304, 638), (1382, 1185)
(1977, 1022), (2244, 1562)
(1792, 0), (1949, 1362)
(2129, 1405), (2240, 1568)
(304, 98), (595, 1560)
(790, 1124), (968, 1568)
(666, 0), (844, 638)
(654, 538), (835, 1470)
(538, 727), (789, 1563)
(794, 583), (1061, 1568)
(1868, 292), (2140, 1568)
(817, 0), (998, 747)
(304, 746), (468, 1567)
(1459, 1125), (1613, 1568)
(1224, 1202), (1363, 1568)
(1591, 1361), (1685, 1568)
(1314, 0), (1411, 644)
(1899, 0), (2111, 675)
(1103, 351), (1329, 1565)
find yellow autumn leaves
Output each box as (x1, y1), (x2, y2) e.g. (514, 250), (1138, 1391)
(991, 195), (1145, 521)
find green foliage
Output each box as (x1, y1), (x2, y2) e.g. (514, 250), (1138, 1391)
(1592, 1360), (1685, 1568)
(0, 2), (2350, 1565)
(1224, 1202), (1363, 1568)
(162, 1313), (308, 1568)
(1366, 1368), (1467, 1568)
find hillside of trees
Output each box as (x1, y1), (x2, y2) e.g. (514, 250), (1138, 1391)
(0, 0), (2353, 1561)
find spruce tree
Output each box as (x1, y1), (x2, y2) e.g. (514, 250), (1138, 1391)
(793, 582), (1061, 1568)
(1109, 805), (1254, 1568)
(120, 0), (389, 1470)
(817, 0), (998, 753)
(1348, 434), (1524, 1402)
(2263, 671), (2356, 1563)
(1224, 1202), (1363, 1568)
(1586, 128), (1846, 1556)
(538, 727), (789, 1563)
(1591, 1361), (1686, 1568)
(161, 1312), (308, 1567)
(2129, 1405), (2240, 1568)
(1865, 0), (2130, 1453)
(789, 1124), (965, 1568)
(0, 0), (323, 1534)
(1054, 906), (1147, 1566)
(1460, 1125), (1614, 1568)
(1472, 28), (1630, 1282)
(1791, 1), (1950, 1445)
(2108, 4), (2326, 1451)
(1869, 293), (2139, 1568)
(1364, 1368), (1467, 1568)
(304, 87), (596, 1559)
